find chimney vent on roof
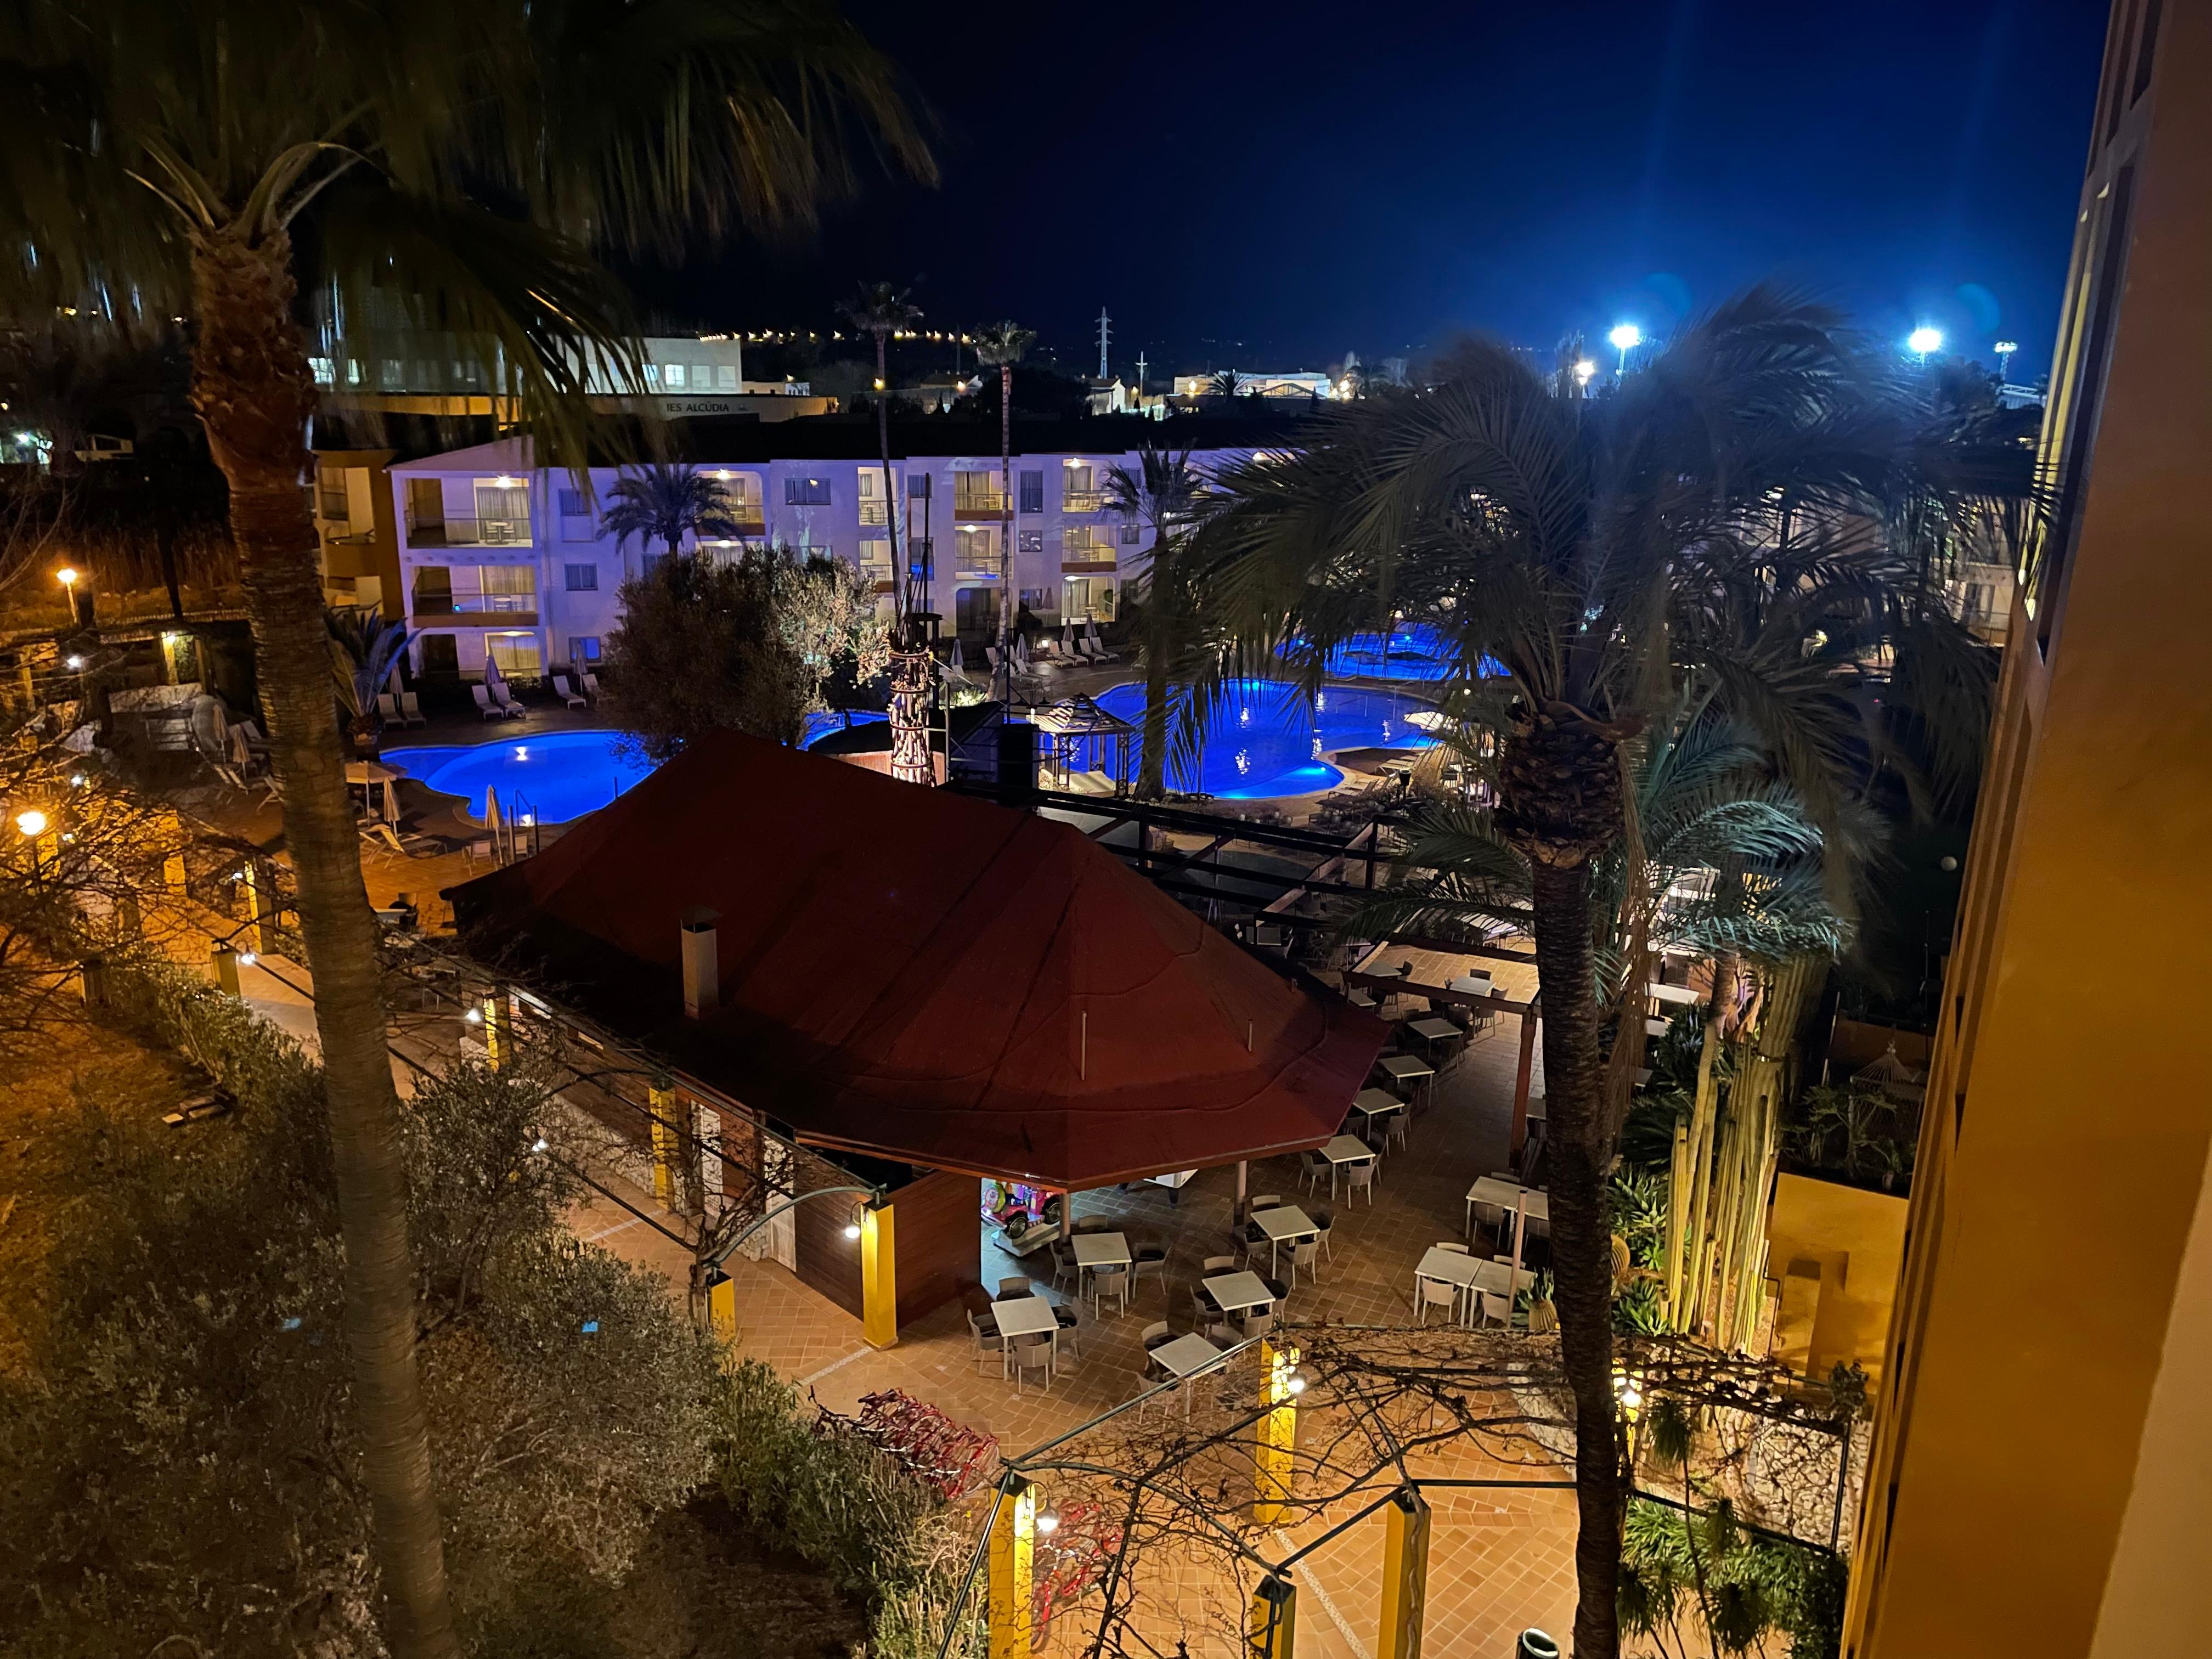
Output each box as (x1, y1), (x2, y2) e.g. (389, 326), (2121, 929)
(680, 907), (720, 1019)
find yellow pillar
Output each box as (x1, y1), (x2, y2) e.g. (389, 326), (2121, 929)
(1378, 1487), (1432, 1659)
(483, 991), (513, 1072)
(1253, 1340), (1300, 1526)
(648, 1083), (678, 1203)
(861, 1200), (898, 1350)
(211, 940), (241, 996)
(708, 1274), (737, 1344)
(986, 1475), (1036, 1659)
(240, 858), (274, 956)
(1249, 1574), (1297, 1659)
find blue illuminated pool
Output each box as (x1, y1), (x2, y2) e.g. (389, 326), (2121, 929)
(1089, 680), (1435, 798)
(382, 730), (659, 823)
(1286, 624), (1503, 683)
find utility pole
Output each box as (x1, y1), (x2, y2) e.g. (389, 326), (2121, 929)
(1097, 308), (1111, 380)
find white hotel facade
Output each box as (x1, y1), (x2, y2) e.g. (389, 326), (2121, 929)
(386, 419), (1293, 681)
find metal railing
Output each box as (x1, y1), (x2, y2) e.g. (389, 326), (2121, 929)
(410, 591), (539, 623)
(404, 515), (533, 548)
(952, 492), (1007, 518)
(1060, 490), (1107, 513)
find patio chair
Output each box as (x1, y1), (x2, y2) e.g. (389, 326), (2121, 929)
(1384, 1114), (1410, 1153)
(1289, 1239), (1320, 1286)
(1238, 1308), (1274, 1343)
(1311, 1214), (1334, 1262)
(1190, 1286), (1214, 1326)
(1049, 1240), (1081, 1296)
(1478, 1290), (1515, 1329)
(1471, 1200), (1508, 1245)
(397, 691), (427, 726)
(471, 684), (506, 721)
(1130, 1243), (1169, 1296)
(1140, 1320), (1172, 1351)
(1092, 1264), (1130, 1320)
(1414, 1276), (1458, 1326)
(1344, 1161), (1376, 1206)
(1072, 1216), (1111, 1233)
(997, 1277), (1033, 1300)
(1203, 1255), (1237, 1274)
(551, 674), (588, 710)
(1010, 1332), (1053, 1395)
(1299, 1150), (1330, 1194)
(1053, 1302), (1084, 1359)
(966, 1309), (1005, 1376)
(1263, 1274), (1293, 1314)
(1437, 1241), (1470, 1255)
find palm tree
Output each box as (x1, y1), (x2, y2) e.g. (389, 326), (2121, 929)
(601, 462), (749, 566)
(837, 282), (924, 627)
(0, 8), (927, 1655)
(1207, 368), (1248, 400)
(1194, 292), (2023, 1659)
(326, 603), (414, 758)
(973, 320), (1034, 701)
(1103, 444), (1214, 799)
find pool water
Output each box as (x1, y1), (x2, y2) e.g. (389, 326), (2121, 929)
(1286, 624), (1504, 682)
(1089, 680), (1435, 798)
(382, 729), (659, 823)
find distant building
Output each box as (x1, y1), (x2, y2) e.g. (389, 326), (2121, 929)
(385, 415), (1308, 682)
(1841, 4), (2212, 1656)
(1171, 371), (1339, 401)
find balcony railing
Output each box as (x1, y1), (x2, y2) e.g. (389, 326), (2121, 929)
(411, 592), (539, 626)
(1061, 557), (1117, 575)
(859, 501), (889, 526)
(952, 492), (1007, 520)
(1061, 490), (1107, 513)
(405, 515), (533, 548)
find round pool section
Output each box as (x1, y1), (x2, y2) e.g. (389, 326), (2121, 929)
(381, 730), (659, 823)
(1090, 680), (1435, 798)
(1285, 624), (1505, 683)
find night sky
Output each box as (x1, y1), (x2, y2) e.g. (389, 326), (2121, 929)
(640, 0), (2112, 381)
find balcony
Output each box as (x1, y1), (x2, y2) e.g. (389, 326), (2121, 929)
(731, 507), (766, 535)
(1061, 490), (1107, 513)
(411, 592), (539, 627)
(953, 492), (1007, 521)
(405, 515), (533, 549)
(1061, 557), (1117, 575)
(859, 501), (888, 527)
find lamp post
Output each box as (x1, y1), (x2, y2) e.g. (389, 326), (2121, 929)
(1907, 326), (1944, 366)
(1607, 322), (1642, 377)
(1994, 338), (2019, 382)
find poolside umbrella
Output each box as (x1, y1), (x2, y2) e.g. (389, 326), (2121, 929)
(483, 651), (510, 706)
(345, 759), (403, 822)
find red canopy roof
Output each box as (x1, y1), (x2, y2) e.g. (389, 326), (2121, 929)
(449, 731), (1384, 1188)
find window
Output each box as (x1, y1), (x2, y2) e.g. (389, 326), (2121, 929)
(1066, 464), (1096, 493)
(693, 364), (712, 388)
(1119, 522), (1141, 544)
(859, 537), (891, 579)
(557, 487), (596, 542)
(858, 468), (895, 524)
(479, 565), (538, 612)
(785, 476), (832, 506)
(1019, 470), (1043, 513)
(309, 357), (336, 386)
(486, 633), (542, 677)
(909, 472), (932, 499)
(1018, 529), (1044, 555)
(568, 636), (602, 664)
(563, 563), (599, 592)
(662, 363), (686, 388)
(317, 469), (352, 523)
(953, 470), (999, 510)
(379, 358), (405, 388)
(411, 565), (455, 615)
(716, 365), (738, 390)
(420, 634), (460, 676)
(473, 482), (530, 543)
(643, 363), (661, 388)
(1065, 526), (1110, 560)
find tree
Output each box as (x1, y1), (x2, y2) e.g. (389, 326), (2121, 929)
(972, 321), (1034, 701)
(837, 283), (925, 631)
(605, 547), (887, 758)
(1193, 291), (2024, 1658)
(601, 462), (752, 565)
(1206, 368), (1248, 400)
(1103, 444), (1215, 799)
(0, 8), (928, 1652)
(327, 602), (414, 757)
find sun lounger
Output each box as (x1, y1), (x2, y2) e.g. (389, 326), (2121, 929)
(551, 674), (587, 710)
(397, 691), (427, 727)
(471, 684), (507, 721)
(377, 692), (402, 723)
(490, 681), (527, 717)
(580, 672), (602, 699)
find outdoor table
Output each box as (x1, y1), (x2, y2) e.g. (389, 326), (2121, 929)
(1448, 974), (1493, 994)
(1203, 1271), (1276, 1320)
(1465, 1175), (1525, 1238)
(1378, 1053), (1436, 1108)
(1350, 1087), (1404, 1123)
(1248, 1205), (1319, 1277)
(1407, 1015), (1463, 1059)
(990, 1294), (1062, 1380)
(1071, 1231), (1131, 1309)
(1414, 1244), (1485, 1321)
(1649, 981), (1701, 1008)
(1645, 1016), (1672, 1039)
(1149, 1331), (1230, 1416)
(1321, 1133), (1378, 1198)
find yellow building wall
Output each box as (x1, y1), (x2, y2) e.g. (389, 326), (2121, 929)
(1764, 1172), (1907, 1386)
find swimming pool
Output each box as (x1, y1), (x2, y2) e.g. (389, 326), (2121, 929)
(382, 730), (659, 823)
(1286, 623), (1503, 682)
(1088, 680), (1435, 798)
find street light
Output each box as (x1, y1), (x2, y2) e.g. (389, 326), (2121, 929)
(1906, 326), (1944, 363)
(54, 566), (77, 591)
(1994, 339), (2019, 380)
(15, 809), (48, 837)
(1607, 323), (1642, 375)
(1572, 358), (1597, 388)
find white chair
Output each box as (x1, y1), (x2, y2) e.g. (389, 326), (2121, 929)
(1238, 1307), (1275, 1344)
(397, 691), (427, 726)
(1010, 1333), (1053, 1395)
(997, 1277), (1032, 1300)
(1092, 1264), (1129, 1320)
(1414, 1276), (1458, 1326)
(1299, 1150), (1329, 1193)
(1312, 1216), (1334, 1263)
(1344, 1161), (1376, 1206)
(1289, 1238), (1320, 1286)
(551, 674), (587, 709)
(1250, 1193), (1282, 1211)
(1130, 1243), (1169, 1296)
(1140, 1319), (1172, 1351)
(1437, 1242), (1470, 1256)
(1203, 1255), (1237, 1273)
(580, 671), (603, 699)
(1478, 1290), (1515, 1329)
(1053, 1302), (1083, 1359)
(967, 1309), (1005, 1375)
(490, 681), (526, 716)
(376, 692), (402, 722)
(471, 684), (505, 721)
